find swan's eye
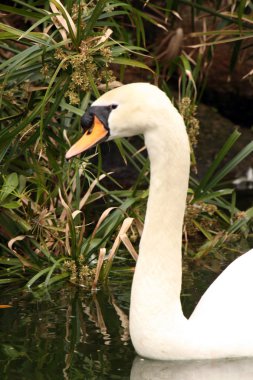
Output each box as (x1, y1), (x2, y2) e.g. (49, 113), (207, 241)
(110, 104), (118, 110)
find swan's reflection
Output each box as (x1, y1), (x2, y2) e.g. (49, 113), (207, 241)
(131, 356), (253, 380)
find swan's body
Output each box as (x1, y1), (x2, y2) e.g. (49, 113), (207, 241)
(66, 83), (253, 360)
(131, 357), (253, 380)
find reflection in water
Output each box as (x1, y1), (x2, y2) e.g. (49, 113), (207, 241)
(131, 356), (253, 380)
(0, 283), (134, 379)
(2, 264), (253, 379)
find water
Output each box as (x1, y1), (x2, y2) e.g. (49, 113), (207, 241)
(0, 275), (134, 380)
(1, 253), (253, 380)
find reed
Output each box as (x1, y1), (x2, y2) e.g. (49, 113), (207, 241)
(0, 1), (252, 289)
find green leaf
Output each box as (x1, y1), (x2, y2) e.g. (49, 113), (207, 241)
(112, 57), (154, 72)
(196, 130), (241, 194)
(83, 0), (108, 38)
(192, 220), (213, 240)
(58, 98), (84, 116)
(115, 139), (127, 165)
(17, 14), (54, 42)
(237, 0), (247, 29)
(44, 258), (65, 287)
(0, 4), (41, 19)
(0, 22), (50, 45)
(1, 201), (21, 209)
(26, 267), (51, 288)
(228, 207), (253, 234)
(1, 344), (26, 359)
(0, 278), (22, 284)
(207, 140), (253, 190)
(191, 189), (234, 203)
(0, 173), (19, 202)
(38, 272), (69, 288)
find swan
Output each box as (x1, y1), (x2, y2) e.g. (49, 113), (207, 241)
(131, 356), (253, 380)
(66, 82), (253, 360)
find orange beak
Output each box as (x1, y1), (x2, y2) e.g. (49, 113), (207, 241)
(65, 116), (109, 159)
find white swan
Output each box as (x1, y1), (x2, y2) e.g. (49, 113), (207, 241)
(131, 357), (253, 380)
(66, 83), (253, 360)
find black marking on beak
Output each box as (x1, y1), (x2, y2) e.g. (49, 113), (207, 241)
(81, 104), (118, 134)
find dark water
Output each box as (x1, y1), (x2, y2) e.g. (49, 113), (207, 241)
(0, 273), (134, 380)
(0, 267), (209, 380)
(1, 252), (253, 380)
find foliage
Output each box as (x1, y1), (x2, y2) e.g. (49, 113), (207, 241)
(0, 0), (150, 288)
(0, 0), (252, 290)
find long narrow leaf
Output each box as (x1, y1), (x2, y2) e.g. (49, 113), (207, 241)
(207, 141), (253, 190)
(83, 0), (107, 38)
(112, 57), (154, 72)
(0, 22), (50, 45)
(196, 130), (241, 194)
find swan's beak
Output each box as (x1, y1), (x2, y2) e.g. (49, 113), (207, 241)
(65, 116), (109, 159)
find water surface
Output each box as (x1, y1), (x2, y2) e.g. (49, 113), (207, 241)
(0, 273), (134, 380)
(1, 249), (253, 379)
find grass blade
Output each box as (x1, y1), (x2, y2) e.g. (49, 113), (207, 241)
(196, 130), (241, 194)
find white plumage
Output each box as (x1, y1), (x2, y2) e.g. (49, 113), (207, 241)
(66, 83), (253, 360)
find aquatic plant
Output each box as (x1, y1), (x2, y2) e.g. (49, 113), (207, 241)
(0, 0), (150, 287)
(0, 0), (252, 289)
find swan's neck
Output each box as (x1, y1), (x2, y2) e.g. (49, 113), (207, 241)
(130, 105), (190, 330)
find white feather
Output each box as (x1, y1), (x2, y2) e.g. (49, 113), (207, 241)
(93, 83), (253, 360)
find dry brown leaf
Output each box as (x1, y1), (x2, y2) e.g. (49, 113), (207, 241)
(79, 173), (112, 209)
(92, 248), (106, 290)
(91, 207), (117, 239)
(50, 0), (77, 37)
(96, 28), (113, 45)
(8, 235), (26, 251)
(107, 217), (136, 262)
(120, 233), (138, 261)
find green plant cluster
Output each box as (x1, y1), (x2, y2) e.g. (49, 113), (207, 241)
(0, 0), (252, 290)
(0, 0), (150, 288)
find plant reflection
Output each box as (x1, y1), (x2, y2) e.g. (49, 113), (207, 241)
(2, 254), (253, 379)
(0, 282), (134, 379)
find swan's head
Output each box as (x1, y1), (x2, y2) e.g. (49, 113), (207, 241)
(65, 83), (172, 159)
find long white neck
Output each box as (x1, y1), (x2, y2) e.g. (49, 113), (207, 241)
(128, 93), (253, 361)
(129, 102), (190, 354)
